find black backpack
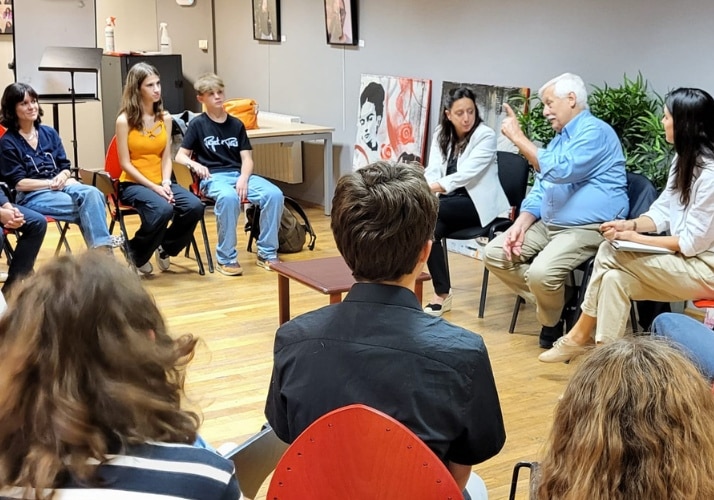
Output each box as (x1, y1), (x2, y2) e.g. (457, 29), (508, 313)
(245, 197), (316, 253)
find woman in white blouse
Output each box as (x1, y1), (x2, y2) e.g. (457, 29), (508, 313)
(541, 87), (714, 363)
(423, 87), (510, 316)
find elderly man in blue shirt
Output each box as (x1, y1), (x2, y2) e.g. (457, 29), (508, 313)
(484, 72), (628, 349)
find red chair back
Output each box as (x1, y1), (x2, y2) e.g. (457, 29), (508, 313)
(267, 404), (462, 499)
(105, 136), (122, 180)
(694, 299), (714, 309)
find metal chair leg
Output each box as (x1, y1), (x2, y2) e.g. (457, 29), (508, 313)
(199, 216), (214, 273)
(478, 267), (489, 318)
(189, 236), (205, 276)
(509, 296), (524, 333)
(54, 221), (72, 256)
(509, 461), (539, 500)
(630, 304), (639, 333)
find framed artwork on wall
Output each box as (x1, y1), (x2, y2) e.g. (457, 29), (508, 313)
(324, 0), (357, 46)
(352, 74), (432, 170)
(0, 0), (12, 37)
(252, 0), (280, 42)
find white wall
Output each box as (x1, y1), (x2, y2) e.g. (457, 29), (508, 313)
(0, 39), (13, 89)
(213, 0), (714, 205)
(96, 0), (158, 53)
(9, 0), (709, 201)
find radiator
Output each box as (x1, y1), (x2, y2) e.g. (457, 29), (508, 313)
(251, 112), (303, 184)
(252, 142), (303, 184)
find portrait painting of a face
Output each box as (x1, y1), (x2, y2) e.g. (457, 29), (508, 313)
(1, 2), (12, 35)
(252, 0), (280, 41)
(324, 0), (357, 45)
(353, 74), (432, 170)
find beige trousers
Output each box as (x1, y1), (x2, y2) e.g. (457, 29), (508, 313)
(582, 241), (714, 342)
(483, 221), (603, 326)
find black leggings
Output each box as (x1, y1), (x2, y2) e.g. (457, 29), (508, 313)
(427, 194), (481, 296)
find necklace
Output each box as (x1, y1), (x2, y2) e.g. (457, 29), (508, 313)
(19, 128), (37, 142)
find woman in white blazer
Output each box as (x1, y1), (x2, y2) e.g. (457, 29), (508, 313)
(423, 87), (510, 316)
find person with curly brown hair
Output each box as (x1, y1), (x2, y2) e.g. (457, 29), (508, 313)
(0, 252), (239, 499)
(538, 336), (714, 500)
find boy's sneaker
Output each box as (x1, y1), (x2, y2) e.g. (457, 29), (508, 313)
(136, 261), (153, 276)
(256, 255), (280, 271)
(155, 246), (171, 272)
(109, 234), (125, 248)
(217, 262), (243, 276)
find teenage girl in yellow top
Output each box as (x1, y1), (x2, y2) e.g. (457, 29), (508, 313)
(115, 63), (203, 274)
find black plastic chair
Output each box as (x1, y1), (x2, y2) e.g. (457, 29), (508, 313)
(508, 171), (658, 333)
(172, 162), (215, 273)
(441, 151), (530, 318)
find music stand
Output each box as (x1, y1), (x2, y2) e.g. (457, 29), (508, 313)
(38, 46), (102, 169)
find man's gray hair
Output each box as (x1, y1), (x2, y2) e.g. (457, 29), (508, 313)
(538, 73), (589, 109)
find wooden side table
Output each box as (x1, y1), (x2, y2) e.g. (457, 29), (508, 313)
(270, 256), (431, 324)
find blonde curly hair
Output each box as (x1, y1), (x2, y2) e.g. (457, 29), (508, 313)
(538, 336), (714, 500)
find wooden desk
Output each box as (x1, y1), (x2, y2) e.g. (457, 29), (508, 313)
(248, 119), (335, 215)
(271, 256), (431, 324)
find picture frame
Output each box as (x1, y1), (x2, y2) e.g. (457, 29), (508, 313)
(0, 0), (12, 37)
(324, 0), (357, 46)
(252, 0), (280, 42)
(353, 74), (431, 170)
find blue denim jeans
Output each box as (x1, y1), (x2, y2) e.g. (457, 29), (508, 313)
(200, 172), (283, 265)
(16, 183), (113, 248)
(652, 312), (714, 382)
(119, 182), (204, 267)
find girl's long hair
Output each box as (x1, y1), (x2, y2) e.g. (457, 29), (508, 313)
(118, 62), (165, 131)
(666, 87), (714, 206)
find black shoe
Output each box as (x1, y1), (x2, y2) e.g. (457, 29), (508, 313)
(539, 320), (564, 349)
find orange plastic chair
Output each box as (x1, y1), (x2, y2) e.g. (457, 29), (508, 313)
(104, 136), (205, 274)
(693, 299), (714, 309)
(267, 404), (463, 500)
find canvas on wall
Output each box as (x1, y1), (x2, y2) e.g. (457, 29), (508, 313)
(253, 0), (280, 41)
(353, 74), (432, 170)
(1, 0), (12, 36)
(440, 82), (530, 153)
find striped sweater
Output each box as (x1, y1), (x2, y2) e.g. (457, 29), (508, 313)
(0, 442), (240, 499)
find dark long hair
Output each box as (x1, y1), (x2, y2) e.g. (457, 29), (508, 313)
(437, 87), (481, 160)
(665, 87), (714, 206)
(0, 82), (44, 131)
